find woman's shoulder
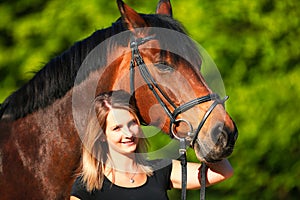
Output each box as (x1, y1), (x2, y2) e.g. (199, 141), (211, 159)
(72, 176), (85, 188)
(70, 176), (93, 199)
(146, 159), (173, 189)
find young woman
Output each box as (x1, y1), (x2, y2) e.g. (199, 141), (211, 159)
(70, 90), (233, 200)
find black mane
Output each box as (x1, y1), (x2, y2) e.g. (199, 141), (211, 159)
(0, 14), (187, 120)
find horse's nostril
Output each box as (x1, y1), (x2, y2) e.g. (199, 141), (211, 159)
(211, 125), (228, 148)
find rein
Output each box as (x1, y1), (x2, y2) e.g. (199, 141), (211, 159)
(129, 36), (228, 200)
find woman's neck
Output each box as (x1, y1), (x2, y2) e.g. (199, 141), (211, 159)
(106, 151), (137, 173)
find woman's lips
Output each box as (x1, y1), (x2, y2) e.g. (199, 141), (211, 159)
(121, 138), (135, 145)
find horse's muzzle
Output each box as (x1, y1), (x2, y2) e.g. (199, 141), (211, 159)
(194, 122), (238, 163)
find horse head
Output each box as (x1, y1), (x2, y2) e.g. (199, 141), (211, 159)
(107, 0), (238, 163)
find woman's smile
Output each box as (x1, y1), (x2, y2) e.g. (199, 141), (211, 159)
(121, 138), (136, 145)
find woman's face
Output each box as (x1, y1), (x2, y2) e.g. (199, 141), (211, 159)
(105, 108), (140, 155)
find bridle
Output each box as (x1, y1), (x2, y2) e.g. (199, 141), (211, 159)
(129, 35), (228, 200)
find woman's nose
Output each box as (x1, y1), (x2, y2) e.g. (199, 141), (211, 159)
(122, 126), (134, 137)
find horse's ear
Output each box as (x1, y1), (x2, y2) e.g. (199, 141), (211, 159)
(156, 0), (173, 17)
(117, 0), (147, 31)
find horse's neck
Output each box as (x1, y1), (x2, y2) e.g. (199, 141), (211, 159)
(0, 89), (82, 199)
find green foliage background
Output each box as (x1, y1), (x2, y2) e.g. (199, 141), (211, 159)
(0, 0), (299, 199)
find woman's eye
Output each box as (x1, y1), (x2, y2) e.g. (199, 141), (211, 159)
(154, 62), (174, 72)
(129, 120), (138, 127)
(112, 126), (121, 131)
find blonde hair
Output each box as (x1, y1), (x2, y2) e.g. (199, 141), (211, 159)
(80, 90), (152, 191)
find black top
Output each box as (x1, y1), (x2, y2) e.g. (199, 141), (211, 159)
(71, 161), (172, 200)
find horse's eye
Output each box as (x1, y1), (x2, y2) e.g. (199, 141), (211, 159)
(154, 62), (174, 73)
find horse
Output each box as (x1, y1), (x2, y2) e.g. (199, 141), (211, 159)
(0, 0), (238, 199)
